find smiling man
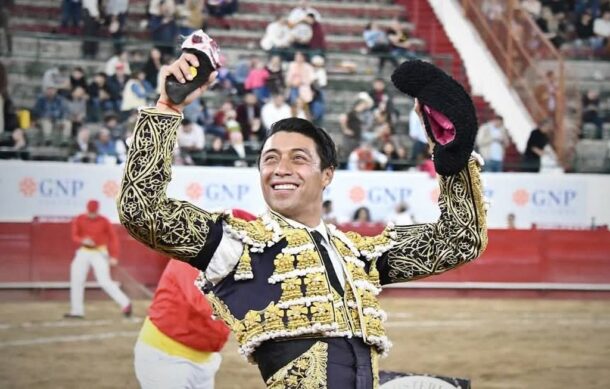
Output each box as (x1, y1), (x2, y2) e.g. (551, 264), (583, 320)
(118, 45), (488, 388)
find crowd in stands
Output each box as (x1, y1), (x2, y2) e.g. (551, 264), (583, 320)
(1, 0), (608, 174)
(514, 0), (610, 58)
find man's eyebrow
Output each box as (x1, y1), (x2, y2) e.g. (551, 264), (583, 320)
(261, 148), (313, 156)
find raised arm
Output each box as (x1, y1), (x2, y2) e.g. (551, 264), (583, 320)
(117, 52), (223, 270)
(377, 157), (487, 284)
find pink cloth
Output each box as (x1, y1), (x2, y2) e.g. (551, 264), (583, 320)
(423, 105), (455, 145)
(245, 68), (269, 90)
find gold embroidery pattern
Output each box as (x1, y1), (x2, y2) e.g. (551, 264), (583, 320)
(265, 341), (328, 389)
(235, 246), (254, 280)
(383, 158), (488, 283)
(225, 216), (277, 249)
(117, 109), (220, 261)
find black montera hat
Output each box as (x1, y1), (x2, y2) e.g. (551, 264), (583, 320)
(391, 60), (478, 176)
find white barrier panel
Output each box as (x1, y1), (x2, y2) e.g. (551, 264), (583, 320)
(1, 161), (609, 228)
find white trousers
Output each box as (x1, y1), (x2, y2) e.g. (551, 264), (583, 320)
(69, 247), (130, 316)
(134, 341), (222, 389)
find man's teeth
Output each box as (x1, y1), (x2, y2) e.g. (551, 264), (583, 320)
(274, 184), (297, 190)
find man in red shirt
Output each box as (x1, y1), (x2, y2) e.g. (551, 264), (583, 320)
(134, 209), (254, 388)
(65, 199), (131, 318)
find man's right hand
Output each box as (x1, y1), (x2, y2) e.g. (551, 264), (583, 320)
(157, 53), (218, 113)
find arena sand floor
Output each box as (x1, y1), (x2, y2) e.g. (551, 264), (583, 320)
(1, 297), (609, 388)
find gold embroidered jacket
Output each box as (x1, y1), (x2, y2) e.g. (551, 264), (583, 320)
(118, 108), (488, 361)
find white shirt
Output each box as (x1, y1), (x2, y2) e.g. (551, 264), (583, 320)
(593, 18), (610, 37)
(177, 123), (205, 150)
(205, 214), (345, 287)
(261, 102), (292, 131)
(409, 107), (428, 144)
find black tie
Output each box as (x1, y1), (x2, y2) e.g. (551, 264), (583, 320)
(310, 230), (344, 296)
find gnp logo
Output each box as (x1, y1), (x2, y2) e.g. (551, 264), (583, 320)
(186, 183), (250, 202)
(19, 177), (85, 198)
(349, 185), (412, 205)
(512, 188), (579, 208)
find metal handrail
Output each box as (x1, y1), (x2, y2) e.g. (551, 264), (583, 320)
(461, 0), (567, 164)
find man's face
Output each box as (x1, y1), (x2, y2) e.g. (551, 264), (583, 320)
(260, 132), (333, 225)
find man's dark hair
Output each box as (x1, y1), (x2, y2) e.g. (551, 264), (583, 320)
(258, 118), (338, 171)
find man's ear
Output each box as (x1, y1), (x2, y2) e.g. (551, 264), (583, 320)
(322, 167), (334, 189)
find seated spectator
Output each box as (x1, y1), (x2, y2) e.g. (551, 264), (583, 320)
(225, 130), (251, 167)
(107, 63), (129, 114)
(105, 0), (129, 52)
(149, 0), (178, 56)
(288, 0), (321, 26)
(523, 121), (551, 172)
(310, 55), (327, 125)
(87, 72), (115, 121)
(210, 99), (236, 138)
(291, 96), (312, 121)
(418, 150), (436, 178)
(582, 89), (602, 135)
(177, 118), (205, 165)
(574, 11), (596, 50)
(476, 115), (510, 172)
(290, 21), (313, 52)
(244, 57), (270, 102)
(67, 86), (88, 133)
(121, 70), (153, 115)
(103, 112), (126, 140)
(69, 127), (96, 163)
(352, 206), (371, 223)
(260, 16), (293, 58)
(0, 128), (27, 152)
(33, 87), (71, 145)
(322, 200), (337, 224)
(380, 141), (399, 170)
(306, 13), (326, 56)
(387, 17), (420, 60)
(95, 128), (118, 164)
(368, 78), (396, 115)
(143, 47), (163, 90)
(409, 100), (428, 164)
(593, 9), (610, 53)
(1, 62), (17, 134)
(42, 65), (71, 97)
(387, 202), (415, 225)
(205, 136), (228, 166)
(261, 93), (292, 132)
(176, 0), (205, 36)
(82, 0), (102, 58)
(363, 22), (398, 74)
(236, 92), (262, 142)
(265, 55), (285, 96)
(214, 58), (239, 95)
(340, 95), (374, 154)
(70, 66), (88, 91)
(347, 141), (388, 171)
(105, 49), (131, 77)
(285, 51), (315, 104)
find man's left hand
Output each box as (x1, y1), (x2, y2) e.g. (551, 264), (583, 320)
(109, 257), (119, 266)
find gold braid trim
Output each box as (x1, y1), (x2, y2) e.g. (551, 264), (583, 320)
(117, 108), (220, 261)
(265, 341), (328, 389)
(383, 158), (488, 283)
(371, 348), (380, 389)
